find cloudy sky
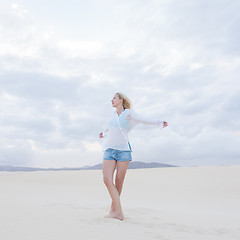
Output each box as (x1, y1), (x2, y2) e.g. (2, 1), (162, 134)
(0, 0), (240, 168)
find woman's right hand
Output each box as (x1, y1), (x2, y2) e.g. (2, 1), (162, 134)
(163, 121), (168, 128)
(99, 132), (104, 138)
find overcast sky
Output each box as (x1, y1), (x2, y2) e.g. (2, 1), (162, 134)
(0, 0), (240, 168)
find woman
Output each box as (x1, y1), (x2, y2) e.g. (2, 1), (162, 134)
(99, 93), (168, 221)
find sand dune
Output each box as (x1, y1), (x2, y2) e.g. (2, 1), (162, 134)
(0, 166), (240, 240)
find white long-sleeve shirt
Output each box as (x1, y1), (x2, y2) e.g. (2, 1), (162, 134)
(102, 109), (164, 151)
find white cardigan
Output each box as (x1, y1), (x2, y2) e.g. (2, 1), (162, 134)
(102, 109), (164, 152)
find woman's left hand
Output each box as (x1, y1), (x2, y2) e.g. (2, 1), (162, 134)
(163, 121), (168, 128)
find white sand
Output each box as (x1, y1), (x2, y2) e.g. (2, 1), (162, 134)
(0, 165), (240, 240)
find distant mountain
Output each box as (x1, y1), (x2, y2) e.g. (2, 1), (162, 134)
(85, 161), (177, 170)
(129, 161), (177, 169)
(85, 163), (103, 170)
(0, 165), (82, 172)
(0, 162), (177, 172)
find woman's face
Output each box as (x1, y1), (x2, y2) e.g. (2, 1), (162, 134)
(111, 94), (123, 108)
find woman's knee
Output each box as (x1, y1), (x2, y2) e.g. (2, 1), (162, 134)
(103, 176), (113, 187)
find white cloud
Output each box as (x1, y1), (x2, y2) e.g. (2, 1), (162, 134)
(11, 3), (18, 9)
(58, 40), (103, 58)
(82, 141), (102, 152)
(0, 0), (240, 167)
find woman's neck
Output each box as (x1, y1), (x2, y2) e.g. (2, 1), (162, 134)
(116, 106), (125, 115)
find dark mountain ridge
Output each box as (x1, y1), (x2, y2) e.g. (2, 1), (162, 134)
(0, 161), (177, 172)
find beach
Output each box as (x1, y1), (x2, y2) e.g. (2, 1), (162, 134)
(0, 165), (240, 240)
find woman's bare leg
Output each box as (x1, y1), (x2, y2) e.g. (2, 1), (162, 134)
(110, 161), (130, 216)
(116, 161), (130, 194)
(102, 160), (124, 220)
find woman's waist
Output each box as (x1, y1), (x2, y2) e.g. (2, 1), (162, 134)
(103, 143), (131, 152)
(105, 135), (129, 144)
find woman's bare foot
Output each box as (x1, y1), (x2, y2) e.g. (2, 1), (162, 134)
(104, 206), (115, 219)
(105, 212), (124, 221)
(104, 211), (124, 221)
(111, 212), (124, 221)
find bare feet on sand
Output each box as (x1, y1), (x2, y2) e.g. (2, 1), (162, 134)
(104, 211), (124, 221)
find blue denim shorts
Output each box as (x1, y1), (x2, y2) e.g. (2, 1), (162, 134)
(103, 148), (132, 162)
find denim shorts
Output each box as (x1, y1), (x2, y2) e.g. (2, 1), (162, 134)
(103, 148), (132, 162)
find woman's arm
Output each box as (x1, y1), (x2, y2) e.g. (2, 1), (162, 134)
(126, 109), (168, 128)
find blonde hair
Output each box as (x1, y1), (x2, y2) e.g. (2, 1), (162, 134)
(116, 92), (132, 109)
